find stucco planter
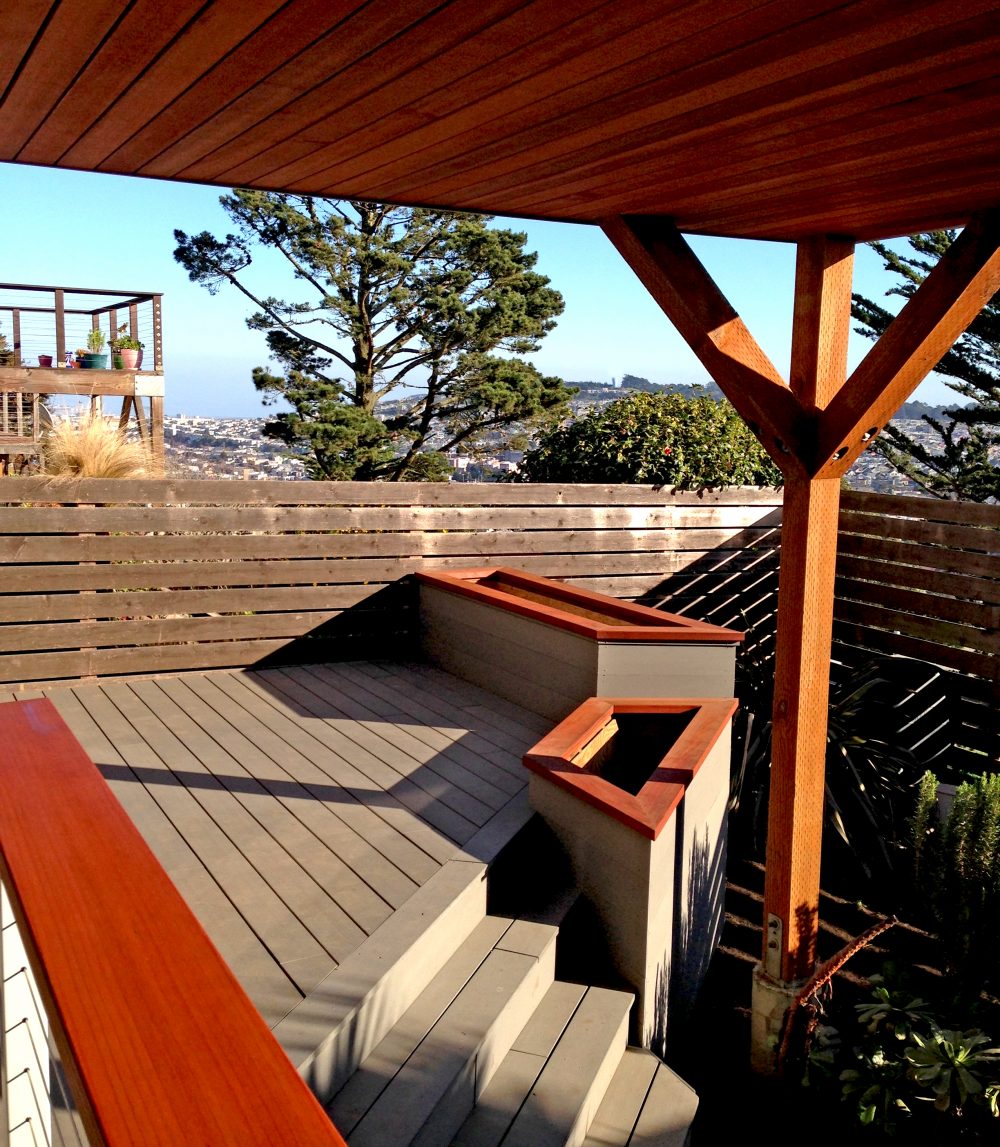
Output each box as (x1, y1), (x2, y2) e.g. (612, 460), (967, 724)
(523, 696), (736, 1054)
(418, 567), (743, 720)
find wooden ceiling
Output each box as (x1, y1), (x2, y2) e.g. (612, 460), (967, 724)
(3, 0), (999, 241)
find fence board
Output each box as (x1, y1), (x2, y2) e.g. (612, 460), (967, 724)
(1, 585), (402, 623)
(0, 504), (782, 534)
(841, 489), (1000, 528)
(0, 479), (994, 767)
(832, 621), (998, 682)
(837, 532), (1000, 580)
(835, 575), (1000, 629)
(1, 477), (782, 507)
(837, 553), (1000, 606)
(0, 524), (780, 564)
(0, 478), (778, 687)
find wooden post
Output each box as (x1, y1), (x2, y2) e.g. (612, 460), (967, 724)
(599, 215), (1000, 1070)
(762, 237), (853, 984)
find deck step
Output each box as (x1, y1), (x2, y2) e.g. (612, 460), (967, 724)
(329, 915), (558, 1147)
(484, 984), (634, 1147)
(583, 1048), (698, 1147)
(275, 858), (489, 1102)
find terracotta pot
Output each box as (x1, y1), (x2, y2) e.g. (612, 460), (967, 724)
(38, 355), (53, 368)
(115, 348), (142, 369)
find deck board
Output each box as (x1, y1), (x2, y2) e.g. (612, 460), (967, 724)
(71, 683), (338, 997)
(43, 685), (304, 1026)
(23, 663), (540, 1031)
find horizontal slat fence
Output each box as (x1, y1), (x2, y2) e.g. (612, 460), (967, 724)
(835, 489), (1000, 774)
(0, 478), (782, 687)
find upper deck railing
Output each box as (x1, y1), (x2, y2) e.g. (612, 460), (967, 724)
(0, 283), (162, 373)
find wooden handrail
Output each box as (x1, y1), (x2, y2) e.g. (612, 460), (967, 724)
(0, 699), (347, 1147)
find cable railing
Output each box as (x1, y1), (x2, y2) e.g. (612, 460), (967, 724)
(0, 699), (347, 1147)
(0, 284), (162, 374)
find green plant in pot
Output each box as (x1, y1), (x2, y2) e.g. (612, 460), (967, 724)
(111, 324), (144, 369)
(80, 328), (108, 369)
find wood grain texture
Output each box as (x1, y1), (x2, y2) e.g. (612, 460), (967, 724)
(0, 698), (347, 1146)
(763, 476), (842, 980)
(4, 3), (1000, 240)
(0, 480), (775, 685)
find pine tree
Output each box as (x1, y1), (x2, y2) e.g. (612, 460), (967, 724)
(851, 231), (1000, 501)
(175, 194), (572, 480)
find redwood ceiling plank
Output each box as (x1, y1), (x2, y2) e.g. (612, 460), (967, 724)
(467, 35), (1000, 217)
(315, 0), (850, 203)
(469, 96), (998, 223)
(342, 0), (979, 209)
(676, 165), (1000, 241)
(646, 124), (1000, 219)
(15, 0), (206, 165)
(102, 0), (366, 174)
(2, 0), (998, 243)
(162, 0), (522, 183)
(134, 0), (451, 180)
(58, 0), (291, 170)
(224, 0), (714, 192)
(193, 0), (546, 186)
(0, 0), (125, 157)
(383, 0), (990, 216)
(0, 0), (55, 103)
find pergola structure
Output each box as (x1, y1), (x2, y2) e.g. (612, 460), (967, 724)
(4, 0), (1000, 1066)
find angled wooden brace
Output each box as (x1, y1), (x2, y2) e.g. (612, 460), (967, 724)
(600, 216), (810, 478)
(816, 209), (1000, 478)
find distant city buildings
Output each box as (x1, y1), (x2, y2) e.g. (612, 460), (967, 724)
(163, 411), (938, 494)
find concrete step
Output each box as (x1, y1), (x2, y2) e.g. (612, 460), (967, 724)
(329, 915), (558, 1147)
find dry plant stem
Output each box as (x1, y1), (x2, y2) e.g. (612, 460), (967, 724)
(776, 915), (898, 1074)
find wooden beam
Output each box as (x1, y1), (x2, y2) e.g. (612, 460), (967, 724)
(761, 235), (853, 986)
(816, 209), (1000, 478)
(600, 215), (808, 476)
(150, 394), (164, 471)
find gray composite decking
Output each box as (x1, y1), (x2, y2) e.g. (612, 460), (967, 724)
(0, 661), (550, 1029)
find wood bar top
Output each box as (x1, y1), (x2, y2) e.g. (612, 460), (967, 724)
(0, 697), (346, 1147)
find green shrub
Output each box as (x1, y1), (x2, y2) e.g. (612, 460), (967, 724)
(910, 771), (1000, 998)
(810, 969), (1000, 1142)
(517, 390), (782, 487)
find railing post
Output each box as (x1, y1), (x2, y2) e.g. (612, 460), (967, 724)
(152, 294), (163, 371)
(10, 310), (20, 367)
(54, 289), (65, 364)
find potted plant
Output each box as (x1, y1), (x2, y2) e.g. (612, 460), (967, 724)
(111, 324), (144, 369)
(80, 328), (108, 369)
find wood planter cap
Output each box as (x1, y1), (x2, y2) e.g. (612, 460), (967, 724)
(416, 568), (744, 643)
(523, 697), (738, 840)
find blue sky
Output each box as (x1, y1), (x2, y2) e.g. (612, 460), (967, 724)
(0, 163), (953, 418)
